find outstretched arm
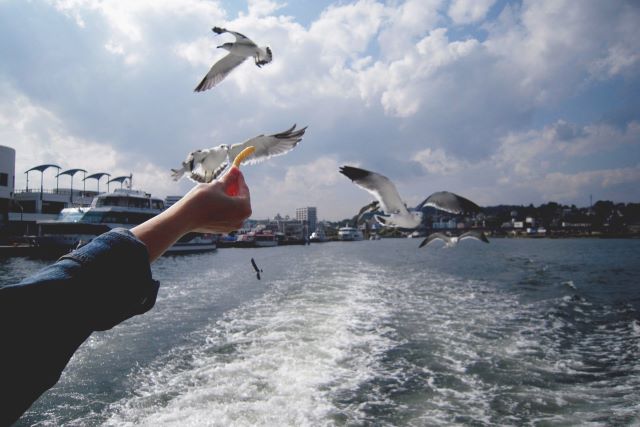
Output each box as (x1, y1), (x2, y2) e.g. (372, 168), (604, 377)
(132, 167), (251, 262)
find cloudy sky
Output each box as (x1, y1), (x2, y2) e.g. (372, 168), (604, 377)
(1, 0), (639, 220)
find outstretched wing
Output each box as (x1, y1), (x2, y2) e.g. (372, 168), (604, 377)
(213, 26), (257, 47)
(339, 166), (409, 216)
(194, 53), (247, 92)
(416, 191), (481, 215)
(459, 230), (489, 243)
(227, 124), (307, 165)
(419, 232), (450, 248)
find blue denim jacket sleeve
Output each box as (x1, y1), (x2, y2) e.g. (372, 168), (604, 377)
(0, 228), (159, 426)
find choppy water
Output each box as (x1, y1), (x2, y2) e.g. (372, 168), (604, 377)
(2, 238), (640, 426)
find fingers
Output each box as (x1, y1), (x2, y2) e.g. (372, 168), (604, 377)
(234, 171), (250, 198)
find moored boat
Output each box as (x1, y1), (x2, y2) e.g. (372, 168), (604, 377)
(338, 227), (363, 241)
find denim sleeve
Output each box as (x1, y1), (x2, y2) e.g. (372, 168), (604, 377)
(0, 228), (160, 426)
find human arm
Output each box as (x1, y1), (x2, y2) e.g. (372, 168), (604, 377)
(131, 167), (251, 262)
(0, 229), (159, 426)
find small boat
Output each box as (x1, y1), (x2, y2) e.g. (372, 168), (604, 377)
(254, 230), (278, 247)
(338, 227), (363, 241)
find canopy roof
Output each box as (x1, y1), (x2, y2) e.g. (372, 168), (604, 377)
(57, 168), (87, 177)
(84, 172), (111, 181)
(108, 175), (130, 184)
(25, 164), (61, 173)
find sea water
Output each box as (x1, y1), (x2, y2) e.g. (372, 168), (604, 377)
(2, 238), (640, 426)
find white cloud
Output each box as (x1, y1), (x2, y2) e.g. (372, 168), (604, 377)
(412, 147), (468, 175)
(448, 0), (496, 25)
(47, 0), (226, 63)
(536, 166), (640, 202)
(484, 0), (640, 103)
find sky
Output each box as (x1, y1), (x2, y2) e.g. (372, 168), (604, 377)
(0, 0), (639, 220)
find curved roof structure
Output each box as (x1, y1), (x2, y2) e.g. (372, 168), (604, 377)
(108, 175), (130, 184)
(25, 164), (60, 173)
(84, 172), (111, 181)
(57, 168), (87, 178)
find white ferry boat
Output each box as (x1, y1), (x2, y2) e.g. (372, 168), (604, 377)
(338, 227), (364, 241)
(37, 189), (216, 255)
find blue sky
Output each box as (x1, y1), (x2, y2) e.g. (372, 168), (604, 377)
(1, 0), (638, 220)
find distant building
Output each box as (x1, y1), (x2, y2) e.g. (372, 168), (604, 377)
(0, 145), (15, 228)
(296, 206), (317, 233)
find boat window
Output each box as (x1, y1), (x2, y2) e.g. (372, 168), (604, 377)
(151, 200), (164, 209)
(128, 198), (150, 209)
(96, 196), (127, 207)
(82, 211), (106, 223)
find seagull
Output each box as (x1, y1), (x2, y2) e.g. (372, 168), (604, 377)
(172, 124), (307, 183)
(194, 26), (273, 92)
(339, 166), (423, 228)
(339, 165), (481, 229)
(251, 258), (263, 280)
(419, 231), (489, 248)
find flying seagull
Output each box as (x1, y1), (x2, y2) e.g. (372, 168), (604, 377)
(251, 258), (263, 280)
(339, 165), (481, 229)
(419, 231), (490, 248)
(172, 124), (307, 183)
(339, 166), (423, 228)
(194, 26), (273, 92)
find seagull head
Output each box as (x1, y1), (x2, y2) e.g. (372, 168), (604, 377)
(217, 42), (234, 51)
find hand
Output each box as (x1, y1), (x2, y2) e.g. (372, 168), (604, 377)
(184, 167), (252, 233)
(132, 167), (251, 261)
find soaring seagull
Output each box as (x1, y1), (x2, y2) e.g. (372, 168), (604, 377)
(194, 26), (273, 92)
(172, 124), (307, 183)
(339, 165), (481, 229)
(419, 231), (490, 248)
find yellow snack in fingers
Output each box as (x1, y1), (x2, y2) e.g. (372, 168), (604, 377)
(232, 146), (256, 168)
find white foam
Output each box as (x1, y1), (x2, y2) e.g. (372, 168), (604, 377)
(102, 262), (396, 426)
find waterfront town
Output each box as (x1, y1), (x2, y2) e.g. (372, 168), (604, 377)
(1, 145), (639, 256)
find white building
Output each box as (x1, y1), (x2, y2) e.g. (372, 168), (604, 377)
(295, 206), (317, 233)
(0, 145), (16, 228)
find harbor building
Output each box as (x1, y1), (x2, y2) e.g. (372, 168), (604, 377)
(0, 146), (16, 230)
(295, 206), (317, 233)
(0, 146), (129, 236)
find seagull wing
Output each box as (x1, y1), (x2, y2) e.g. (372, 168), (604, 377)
(419, 232), (450, 248)
(459, 230), (490, 243)
(416, 191), (481, 215)
(227, 124), (307, 165)
(213, 27), (257, 47)
(194, 53), (247, 92)
(339, 166), (409, 215)
(251, 258), (260, 272)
